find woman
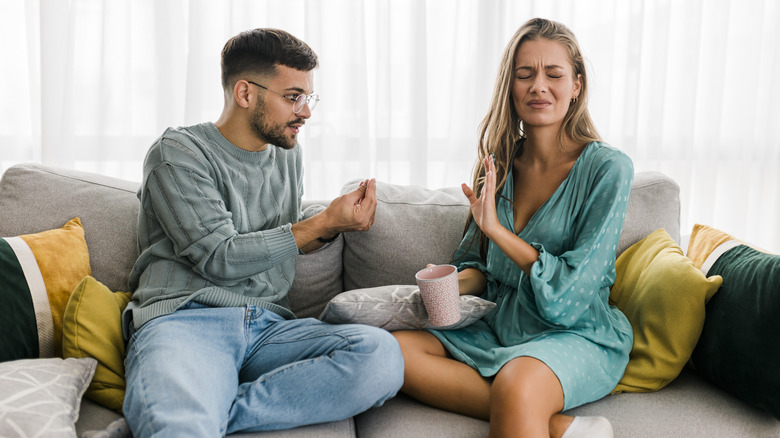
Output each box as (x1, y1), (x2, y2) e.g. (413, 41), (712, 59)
(393, 18), (633, 438)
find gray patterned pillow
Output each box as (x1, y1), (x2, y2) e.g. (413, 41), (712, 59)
(0, 357), (97, 437)
(319, 285), (495, 331)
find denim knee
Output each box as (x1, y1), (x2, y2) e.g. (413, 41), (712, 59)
(354, 326), (405, 403)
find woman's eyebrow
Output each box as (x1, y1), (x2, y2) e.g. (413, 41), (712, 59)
(514, 64), (565, 71)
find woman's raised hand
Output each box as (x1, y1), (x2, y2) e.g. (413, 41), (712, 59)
(461, 154), (501, 237)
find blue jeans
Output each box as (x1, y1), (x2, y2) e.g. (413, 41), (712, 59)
(123, 302), (404, 437)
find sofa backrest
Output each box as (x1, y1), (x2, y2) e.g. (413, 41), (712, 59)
(0, 163), (140, 293)
(339, 171), (680, 291)
(0, 163), (680, 318)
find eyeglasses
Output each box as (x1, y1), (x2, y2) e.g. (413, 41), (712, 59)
(247, 81), (319, 113)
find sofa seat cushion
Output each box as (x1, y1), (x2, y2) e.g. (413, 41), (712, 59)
(75, 398), (358, 438)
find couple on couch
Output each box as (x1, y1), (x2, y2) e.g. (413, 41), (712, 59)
(123, 19), (633, 438)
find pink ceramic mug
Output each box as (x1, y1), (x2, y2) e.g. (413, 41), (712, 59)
(415, 264), (461, 327)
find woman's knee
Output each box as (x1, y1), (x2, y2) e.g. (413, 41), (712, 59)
(491, 356), (565, 414)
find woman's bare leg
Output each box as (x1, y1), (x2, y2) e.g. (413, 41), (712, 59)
(393, 330), (492, 420)
(489, 356), (574, 438)
(394, 331), (576, 437)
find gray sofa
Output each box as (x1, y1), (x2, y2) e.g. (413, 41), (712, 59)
(0, 162), (778, 437)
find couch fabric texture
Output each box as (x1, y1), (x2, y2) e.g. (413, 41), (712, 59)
(1, 163), (778, 437)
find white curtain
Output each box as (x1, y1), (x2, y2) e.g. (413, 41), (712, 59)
(1, 0), (778, 252)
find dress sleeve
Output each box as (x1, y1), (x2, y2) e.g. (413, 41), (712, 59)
(528, 151), (634, 327)
(140, 141), (299, 285)
(452, 219), (494, 283)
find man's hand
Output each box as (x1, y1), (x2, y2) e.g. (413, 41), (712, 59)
(292, 178), (377, 252)
(323, 178), (377, 233)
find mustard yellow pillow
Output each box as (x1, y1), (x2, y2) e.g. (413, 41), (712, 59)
(62, 276), (131, 413)
(610, 228), (722, 393)
(0, 218), (91, 361)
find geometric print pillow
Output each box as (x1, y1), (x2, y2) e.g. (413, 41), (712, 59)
(0, 357), (97, 437)
(320, 284), (496, 332)
(0, 218), (91, 362)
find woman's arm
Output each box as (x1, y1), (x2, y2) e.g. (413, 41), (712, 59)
(458, 267), (488, 296)
(462, 154), (539, 275)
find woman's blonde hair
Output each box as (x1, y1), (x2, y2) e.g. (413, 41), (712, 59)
(463, 18), (601, 257)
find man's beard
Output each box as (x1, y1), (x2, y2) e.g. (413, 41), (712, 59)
(249, 102), (302, 150)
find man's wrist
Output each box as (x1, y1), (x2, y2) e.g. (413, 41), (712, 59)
(316, 233), (340, 244)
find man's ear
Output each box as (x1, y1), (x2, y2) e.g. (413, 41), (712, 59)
(232, 80), (253, 109)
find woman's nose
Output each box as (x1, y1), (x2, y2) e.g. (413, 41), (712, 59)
(530, 76), (547, 94)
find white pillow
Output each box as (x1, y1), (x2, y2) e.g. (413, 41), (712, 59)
(0, 357), (97, 437)
(319, 285), (495, 331)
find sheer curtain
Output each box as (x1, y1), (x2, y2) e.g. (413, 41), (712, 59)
(1, 0), (778, 252)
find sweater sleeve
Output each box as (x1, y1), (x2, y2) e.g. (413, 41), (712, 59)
(140, 142), (299, 286)
(527, 150), (634, 328)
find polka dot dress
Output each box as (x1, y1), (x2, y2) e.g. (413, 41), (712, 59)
(430, 142), (634, 411)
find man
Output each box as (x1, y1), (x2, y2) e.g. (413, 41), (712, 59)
(122, 28), (403, 437)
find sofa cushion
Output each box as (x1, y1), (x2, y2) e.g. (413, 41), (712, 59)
(62, 276), (131, 413)
(319, 284), (495, 331)
(340, 172), (680, 292)
(610, 228), (722, 393)
(617, 172), (680, 254)
(687, 224), (780, 419)
(0, 163), (140, 293)
(75, 398), (358, 438)
(288, 210), (345, 319)
(340, 180), (470, 291)
(0, 357), (97, 437)
(0, 218), (91, 361)
(567, 368), (780, 437)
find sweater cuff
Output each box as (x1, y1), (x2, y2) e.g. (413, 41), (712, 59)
(262, 224), (300, 265)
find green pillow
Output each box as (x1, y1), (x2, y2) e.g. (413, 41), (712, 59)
(609, 228), (722, 393)
(687, 224), (780, 419)
(62, 276), (131, 413)
(0, 218), (91, 361)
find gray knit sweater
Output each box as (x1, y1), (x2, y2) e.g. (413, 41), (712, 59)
(124, 122), (304, 335)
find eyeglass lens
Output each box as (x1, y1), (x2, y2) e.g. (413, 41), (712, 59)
(293, 95), (319, 113)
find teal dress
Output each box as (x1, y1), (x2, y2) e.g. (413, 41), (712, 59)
(430, 141), (634, 410)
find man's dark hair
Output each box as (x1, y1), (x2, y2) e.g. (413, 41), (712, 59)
(220, 28), (318, 89)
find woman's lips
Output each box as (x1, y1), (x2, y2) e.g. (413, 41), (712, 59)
(527, 100), (551, 109)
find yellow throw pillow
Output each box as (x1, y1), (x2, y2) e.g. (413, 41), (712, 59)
(610, 228), (722, 393)
(0, 217), (91, 361)
(62, 276), (132, 413)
